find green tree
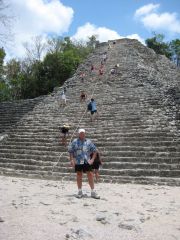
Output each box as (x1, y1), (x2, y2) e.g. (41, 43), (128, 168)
(41, 36), (93, 94)
(5, 59), (22, 99)
(169, 39), (180, 66)
(1, 35), (95, 101)
(0, 47), (5, 80)
(19, 60), (46, 99)
(87, 35), (99, 50)
(46, 36), (64, 54)
(0, 81), (11, 101)
(42, 48), (81, 93)
(0, 47), (10, 101)
(145, 33), (172, 59)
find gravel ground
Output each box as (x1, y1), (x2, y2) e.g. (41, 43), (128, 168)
(0, 175), (180, 240)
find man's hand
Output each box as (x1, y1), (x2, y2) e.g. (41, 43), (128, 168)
(70, 159), (75, 167)
(88, 158), (94, 165)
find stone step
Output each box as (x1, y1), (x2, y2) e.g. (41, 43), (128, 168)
(99, 175), (180, 186)
(0, 167), (76, 181)
(102, 161), (180, 170)
(0, 166), (180, 186)
(0, 162), (177, 178)
(0, 153), (179, 165)
(4, 134), (178, 143)
(97, 141), (179, 147)
(0, 145), (63, 152)
(0, 146), (179, 158)
(0, 148), (61, 156)
(102, 156), (180, 164)
(1, 159), (180, 178)
(0, 158), (179, 171)
(1, 141), (179, 153)
(98, 168), (180, 178)
(2, 139), (178, 149)
(5, 129), (177, 141)
(102, 150), (180, 157)
(98, 146), (179, 152)
(0, 157), (61, 166)
(43, 122), (175, 131)
(0, 152), (67, 161)
(1, 165), (180, 186)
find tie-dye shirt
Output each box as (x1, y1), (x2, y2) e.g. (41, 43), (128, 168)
(68, 138), (96, 165)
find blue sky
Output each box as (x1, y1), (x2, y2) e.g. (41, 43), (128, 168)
(61, 0), (180, 41)
(2, 0), (180, 59)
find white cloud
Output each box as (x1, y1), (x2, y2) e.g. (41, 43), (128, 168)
(135, 3), (159, 17)
(126, 34), (145, 45)
(72, 22), (120, 42)
(72, 22), (144, 44)
(135, 3), (180, 34)
(4, 0), (74, 59)
(142, 12), (180, 33)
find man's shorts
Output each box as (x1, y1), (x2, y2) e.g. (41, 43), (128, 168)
(91, 110), (97, 115)
(75, 163), (93, 173)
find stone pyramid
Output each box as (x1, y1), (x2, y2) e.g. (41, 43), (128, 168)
(0, 38), (179, 185)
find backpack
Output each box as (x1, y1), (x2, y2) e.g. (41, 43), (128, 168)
(87, 102), (92, 111)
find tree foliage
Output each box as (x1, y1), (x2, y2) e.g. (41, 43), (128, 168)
(145, 33), (172, 59)
(0, 47), (5, 79)
(0, 47), (10, 101)
(0, 36), (95, 101)
(169, 39), (180, 66)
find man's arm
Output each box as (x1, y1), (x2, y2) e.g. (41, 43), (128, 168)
(69, 153), (75, 167)
(88, 151), (97, 165)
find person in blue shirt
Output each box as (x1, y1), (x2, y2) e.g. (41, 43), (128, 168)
(90, 98), (98, 122)
(68, 128), (100, 199)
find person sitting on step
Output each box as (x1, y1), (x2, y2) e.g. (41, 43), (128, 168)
(60, 124), (70, 146)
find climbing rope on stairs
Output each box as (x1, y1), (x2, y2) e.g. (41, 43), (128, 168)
(50, 48), (110, 175)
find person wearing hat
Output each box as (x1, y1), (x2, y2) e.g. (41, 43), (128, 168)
(68, 128), (100, 199)
(60, 124), (70, 146)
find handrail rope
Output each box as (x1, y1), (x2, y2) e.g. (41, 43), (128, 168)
(51, 45), (111, 174)
(51, 66), (103, 174)
(67, 64), (108, 150)
(68, 79), (99, 143)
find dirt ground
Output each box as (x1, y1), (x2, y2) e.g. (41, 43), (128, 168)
(0, 175), (180, 240)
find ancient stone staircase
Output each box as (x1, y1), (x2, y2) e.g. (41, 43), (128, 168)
(0, 38), (179, 185)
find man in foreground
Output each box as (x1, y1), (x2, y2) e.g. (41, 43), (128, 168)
(68, 128), (100, 199)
